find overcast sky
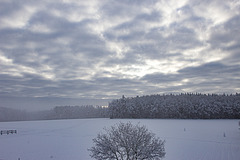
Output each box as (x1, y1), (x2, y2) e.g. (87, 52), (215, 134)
(0, 0), (240, 110)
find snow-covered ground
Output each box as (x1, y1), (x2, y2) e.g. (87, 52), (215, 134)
(0, 119), (239, 160)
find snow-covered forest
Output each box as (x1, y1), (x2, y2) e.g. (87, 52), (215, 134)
(1, 93), (240, 122)
(109, 93), (240, 119)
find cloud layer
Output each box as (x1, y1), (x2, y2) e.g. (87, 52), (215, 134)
(0, 0), (240, 108)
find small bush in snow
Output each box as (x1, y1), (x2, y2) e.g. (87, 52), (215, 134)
(89, 122), (165, 160)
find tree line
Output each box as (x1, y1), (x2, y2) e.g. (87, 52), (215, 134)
(1, 93), (240, 122)
(50, 105), (109, 119)
(0, 105), (108, 122)
(109, 93), (240, 119)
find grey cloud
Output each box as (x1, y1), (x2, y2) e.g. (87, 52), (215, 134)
(135, 11), (162, 22)
(0, 7), (112, 80)
(0, 1), (23, 16)
(178, 62), (240, 82)
(178, 62), (240, 81)
(179, 62), (225, 76)
(165, 26), (202, 50)
(209, 16), (240, 49)
(0, 73), (55, 96)
(105, 17), (202, 61)
(104, 12), (162, 43)
(141, 61), (240, 93)
(101, 0), (158, 18)
(141, 73), (180, 84)
(208, 16), (240, 66)
(0, 69), (144, 99)
(104, 53), (145, 67)
(181, 62), (240, 90)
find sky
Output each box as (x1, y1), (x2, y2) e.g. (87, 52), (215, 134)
(0, 0), (240, 110)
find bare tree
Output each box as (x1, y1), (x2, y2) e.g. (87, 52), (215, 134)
(89, 122), (165, 160)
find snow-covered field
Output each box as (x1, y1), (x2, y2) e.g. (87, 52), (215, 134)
(0, 119), (239, 160)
